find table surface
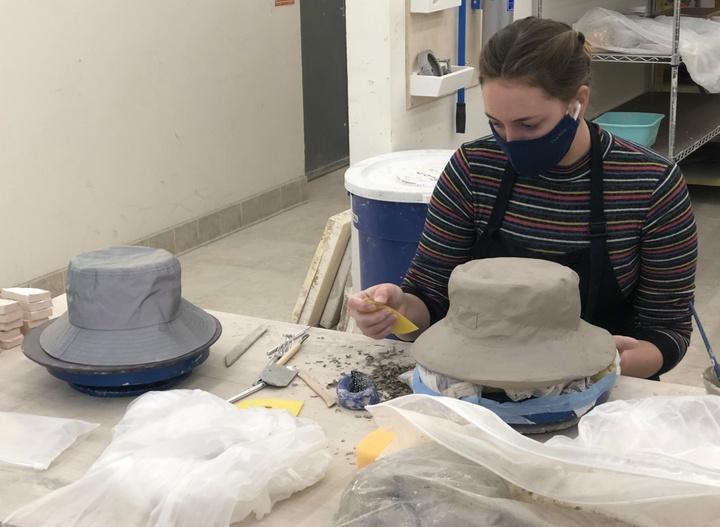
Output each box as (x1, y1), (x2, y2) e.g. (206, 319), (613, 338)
(0, 297), (706, 525)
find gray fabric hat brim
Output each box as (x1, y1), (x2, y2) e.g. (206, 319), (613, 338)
(39, 299), (218, 367)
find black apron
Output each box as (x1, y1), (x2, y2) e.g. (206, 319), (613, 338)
(472, 121), (635, 338)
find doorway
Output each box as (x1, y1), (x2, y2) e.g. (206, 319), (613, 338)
(299, 0), (350, 181)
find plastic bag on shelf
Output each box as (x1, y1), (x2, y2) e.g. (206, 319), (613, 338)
(354, 394), (720, 527)
(4, 389), (332, 527)
(574, 7), (720, 92)
(0, 411), (98, 470)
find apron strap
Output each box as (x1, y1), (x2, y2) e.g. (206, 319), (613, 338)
(476, 121), (608, 322)
(585, 122), (607, 321)
(474, 158), (518, 256)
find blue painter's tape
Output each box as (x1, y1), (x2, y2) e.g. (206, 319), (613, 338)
(412, 366), (617, 425)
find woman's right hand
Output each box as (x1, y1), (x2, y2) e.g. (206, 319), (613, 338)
(347, 283), (407, 339)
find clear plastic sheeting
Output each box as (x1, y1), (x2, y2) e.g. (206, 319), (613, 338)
(0, 411), (98, 470)
(546, 396), (720, 470)
(353, 394), (720, 527)
(574, 8), (720, 93)
(4, 390), (331, 527)
(334, 443), (634, 527)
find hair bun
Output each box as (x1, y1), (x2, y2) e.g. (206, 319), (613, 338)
(577, 31), (586, 45)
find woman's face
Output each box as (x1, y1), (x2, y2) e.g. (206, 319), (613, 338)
(482, 79), (570, 142)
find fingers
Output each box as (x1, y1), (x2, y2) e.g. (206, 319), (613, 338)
(347, 283), (403, 339)
(355, 309), (397, 340)
(613, 335), (639, 353)
(358, 283), (394, 306)
(373, 283), (405, 309)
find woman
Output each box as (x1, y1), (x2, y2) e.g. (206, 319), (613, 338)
(348, 17), (697, 380)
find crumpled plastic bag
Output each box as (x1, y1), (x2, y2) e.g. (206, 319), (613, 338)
(546, 395), (720, 469)
(4, 389), (331, 527)
(0, 411), (98, 470)
(574, 8), (720, 93)
(334, 443), (634, 527)
(350, 394), (720, 527)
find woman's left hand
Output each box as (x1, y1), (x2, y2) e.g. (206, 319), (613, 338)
(614, 335), (639, 357)
(613, 335), (663, 379)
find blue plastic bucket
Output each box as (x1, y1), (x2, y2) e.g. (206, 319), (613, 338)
(345, 150), (454, 290)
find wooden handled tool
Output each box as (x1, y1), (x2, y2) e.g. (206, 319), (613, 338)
(298, 370), (337, 408)
(276, 333), (309, 365)
(224, 325), (268, 367)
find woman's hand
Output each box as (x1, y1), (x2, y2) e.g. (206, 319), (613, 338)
(347, 283), (407, 339)
(614, 335), (663, 379)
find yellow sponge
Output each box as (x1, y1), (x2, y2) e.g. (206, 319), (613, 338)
(356, 428), (395, 469)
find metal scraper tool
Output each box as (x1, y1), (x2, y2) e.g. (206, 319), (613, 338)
(226, 364), (299, 404)
(226, 335), (305, 404)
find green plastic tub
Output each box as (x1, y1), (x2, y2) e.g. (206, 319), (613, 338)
(593, 112), (665, 147)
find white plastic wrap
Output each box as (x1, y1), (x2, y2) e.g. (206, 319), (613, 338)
(574, 8), (720, 93)
(4, 390), (331, 527)
(0, 411), (98, 470)
(335, 443), (634, 527)
(363, 394), (720, 527)
(546, 396), (720, 469)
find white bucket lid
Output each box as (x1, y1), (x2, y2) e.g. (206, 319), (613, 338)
(344, 149), (455, 204)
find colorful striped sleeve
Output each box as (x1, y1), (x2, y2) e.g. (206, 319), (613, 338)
(634, 162), (697, 374)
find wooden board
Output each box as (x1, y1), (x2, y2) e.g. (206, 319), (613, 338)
(290, 228), (329, 324)
(336, 283), (353, 333)
(319, 241), (352, 329)
(291, 210), (352, 326)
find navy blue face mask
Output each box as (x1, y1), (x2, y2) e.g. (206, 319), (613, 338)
(490, 104), (581, 176)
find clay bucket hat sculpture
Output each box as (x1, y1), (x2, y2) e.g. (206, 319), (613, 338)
(411, 257), (617, 391)
(36, 246), (220, 367)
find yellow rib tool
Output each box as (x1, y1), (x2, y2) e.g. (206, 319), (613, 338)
(364, 299), (419, 334)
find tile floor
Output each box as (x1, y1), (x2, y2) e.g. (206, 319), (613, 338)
(179, 167), (720, 390)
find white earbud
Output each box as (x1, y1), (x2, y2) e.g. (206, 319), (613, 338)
(570, 100), (582, 120)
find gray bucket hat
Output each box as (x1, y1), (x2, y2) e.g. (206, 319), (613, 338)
(411, 258), (617, 390)
(39, 246), (219, 367)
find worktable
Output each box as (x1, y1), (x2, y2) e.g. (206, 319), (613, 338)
(0, 297), (706, 526)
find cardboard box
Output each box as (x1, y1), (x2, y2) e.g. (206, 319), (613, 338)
(0, 299), (20, 315)
(0, 310), (22, 324)
(0, 334), (23, 350)
(21, 318), (49, 335)
(19, 298), (53, 312)
(0, 318), (23, 332)
(22, 307), (53, 322)
(0, 327), (21, 340)
(1, 287), (51, 303)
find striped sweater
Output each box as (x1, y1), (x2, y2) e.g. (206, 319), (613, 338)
(402, 125), (698, 376)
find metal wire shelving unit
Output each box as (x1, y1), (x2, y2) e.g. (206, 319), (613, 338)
(534, 0), (720, 179)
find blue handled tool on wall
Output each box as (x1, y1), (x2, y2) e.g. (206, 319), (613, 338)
(459, 0), (514, 133)
(456, 0), (467, 133)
